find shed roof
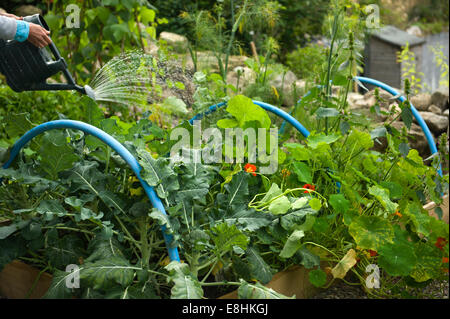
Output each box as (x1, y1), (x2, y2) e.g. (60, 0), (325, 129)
(371, 25), (425, 47)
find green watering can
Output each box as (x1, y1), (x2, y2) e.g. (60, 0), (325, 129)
(0, 14), (95, 99)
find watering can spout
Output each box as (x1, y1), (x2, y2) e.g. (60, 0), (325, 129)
(82, 85), (96, 100)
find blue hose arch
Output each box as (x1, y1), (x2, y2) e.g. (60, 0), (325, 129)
(1, 120), (181, 262)
(276, 76), (442, 177)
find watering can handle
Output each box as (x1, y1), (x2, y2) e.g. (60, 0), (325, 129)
(47, 41), (77, 86)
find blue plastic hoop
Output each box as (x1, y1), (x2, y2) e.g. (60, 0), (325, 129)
(1, 120), (181, 262)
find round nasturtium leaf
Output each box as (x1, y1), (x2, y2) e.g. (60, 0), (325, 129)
(308, 269), (327, 288)
(410, 242), (443, 282)
(378, 243), (417, 276)
(348, 215), (394, 251)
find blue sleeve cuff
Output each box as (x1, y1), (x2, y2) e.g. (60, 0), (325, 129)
(14, 20), (30, 42)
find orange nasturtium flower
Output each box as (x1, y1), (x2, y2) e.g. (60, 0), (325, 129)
(302, 184), (315, 193)
(443, 257), (449, 264)
(394, 211), (402, 218)
(435, 237), (448, 250)
(244, 163), (257, 176)
(368, 250), (378, 257)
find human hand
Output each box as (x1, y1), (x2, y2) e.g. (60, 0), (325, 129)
(0, 12), (22, 20)
(27, 23), (52, 48)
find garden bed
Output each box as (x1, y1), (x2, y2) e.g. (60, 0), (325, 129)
(1, 195), (447, 299)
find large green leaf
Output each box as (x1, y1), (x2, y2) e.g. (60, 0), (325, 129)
(217, 171), (249, 211)
(209, 223), (249, 254)
(306, 133), (340, 149)
(81, 256), (137, 290)
(40, 131), (78, 179)
(222, 209), (272, 232)
(137, 149), (179, 199)
(292, 162), (313, 184)
(237, 280), (295, 299)
(44, 269), (78, 299)
(86, 232), (124, 262)
(368, 185), (398, 214)
(378, 242), (417, 276)
(410, 242), (443, 282)
(165, 261), (203, 299)
(268, 195), (291, 215)
(279, 230), (305, 258)
(308, 269), (327, 288)
(246, 247), (274, 284)
(226, 95), (271, 129)
(348, 215), (394, 251)
(45, 231), (85, 269)
(329, 194), (350, 214)
(403, 202), (433, 237)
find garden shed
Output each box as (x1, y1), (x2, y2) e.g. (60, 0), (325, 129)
(363, 25), (425, 89)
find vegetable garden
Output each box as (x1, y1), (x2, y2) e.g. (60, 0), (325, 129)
(0, 0), (448, 300)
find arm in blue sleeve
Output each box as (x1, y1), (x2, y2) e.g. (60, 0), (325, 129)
(14, 20), (30, 42)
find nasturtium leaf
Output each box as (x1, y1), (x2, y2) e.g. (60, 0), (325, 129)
(292, 197), (309, 210)
(368, 185), (398, 214)
(279, 230), (305, 258)
(284, 143), (311, 161)
(217, 118), (238, 128)
(226, 95), (271, 129)
(347, 129), (373, 150)
(379, 181), (403, 200)
(260, 183), (283, 204)
(308, 269), (327, 288)
(246, 247), (274, 284)
(403, 202), (432, 237)
(331, 249), (357, 279)
(237, 280), (294, 299)
(165, 261), (203, 299)
(292, 162), (313, 184)
(409, 242), (443, 282)
(306, 133), (341, 149)
(308, 198), (322, 211)
(268, 196), (291, 215)
(81, 256), (136, 290)
(348, 216), (394, 251)
(378, 242), (417, 276)
(295, 247), (320, 269)
(329, 194), (350, 214)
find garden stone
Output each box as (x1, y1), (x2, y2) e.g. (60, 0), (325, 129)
(347, 92), (367, 110)
(410, 93), (431, 111)
(159, 32), (188, 52)
(417, 111), (449, 134)
(428, 104), (442, 115)
(431, 86), (449, 111)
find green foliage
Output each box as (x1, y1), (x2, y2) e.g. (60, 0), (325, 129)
(286, 44), (327, 80)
